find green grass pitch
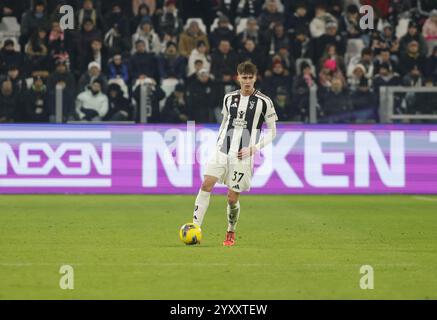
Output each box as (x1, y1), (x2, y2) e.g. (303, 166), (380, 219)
(0, 195), (436, 300)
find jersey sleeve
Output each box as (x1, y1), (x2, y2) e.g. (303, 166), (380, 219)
(221, 95), (229, 116)
(264, 97), (278, 123)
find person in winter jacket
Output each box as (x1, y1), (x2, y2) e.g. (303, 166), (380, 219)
(24, 76), (49, 123)
(104, 83), (132, 121)
(131, 17), (161, 55)
(107, 54), (129, 83)
(178, 20), (210, 58)
(75, 79), (109, 121)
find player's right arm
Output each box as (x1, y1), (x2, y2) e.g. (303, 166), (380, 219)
(217, 94), (231, 144)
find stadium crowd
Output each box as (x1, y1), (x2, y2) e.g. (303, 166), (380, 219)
(0, 0), (437, 124)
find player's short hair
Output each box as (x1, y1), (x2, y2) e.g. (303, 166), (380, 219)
(237, 61), (258, 76)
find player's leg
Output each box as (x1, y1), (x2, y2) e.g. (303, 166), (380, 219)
(223, 189), (240, 246)
(192, 175), (218, 227)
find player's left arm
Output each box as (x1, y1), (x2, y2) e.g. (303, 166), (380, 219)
(239, 96), (278, 160)
(238, 121), (277, 159)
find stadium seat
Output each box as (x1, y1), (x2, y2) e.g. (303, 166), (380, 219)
(184, 18), (207, 34)
(160, 78), (179, 110)
(345, 39), (365, 66)
(396, 17), (410, 39)
(235, 18), (249, 35)
(0, 17), (20, 33)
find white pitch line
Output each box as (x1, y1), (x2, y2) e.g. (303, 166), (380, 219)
(0, 262), (417, 268)
(413, 196), (437, 202)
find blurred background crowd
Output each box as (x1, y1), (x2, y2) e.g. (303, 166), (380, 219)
(0, 0), (437, 124)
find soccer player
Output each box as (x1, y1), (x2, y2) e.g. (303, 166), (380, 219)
(192, 61), (278, 246)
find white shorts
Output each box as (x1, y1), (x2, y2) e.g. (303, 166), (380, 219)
(204, 150), (254, 193)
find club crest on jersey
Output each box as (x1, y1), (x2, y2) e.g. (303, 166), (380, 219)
(249, 101), (255, 110)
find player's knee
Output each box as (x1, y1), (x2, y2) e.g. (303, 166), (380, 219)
(201, 180), (214, 193)
(227, 192), (239, 206)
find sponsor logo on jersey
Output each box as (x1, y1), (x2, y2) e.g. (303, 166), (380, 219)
(232, 118), (248, 128)
(230, 103), (238, 108)
(232, 185), (240, 190)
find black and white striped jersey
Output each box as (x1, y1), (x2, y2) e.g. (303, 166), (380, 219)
(217, 89), (278, 155)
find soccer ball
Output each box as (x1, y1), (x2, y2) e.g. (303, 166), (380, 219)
(179, 223), (202, 245)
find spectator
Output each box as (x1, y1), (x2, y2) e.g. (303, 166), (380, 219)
(318, 77), (353, 121)
(155, 0), (183, 37)
(309, 3), (337, 38)
(131, 17), (161, 55)
(209, 15), (237, 50)
(104, 24), (132, 57)
(373, 63), (401, 97)
(0, 80), (19, 123)
(75, 79), (109, 121)
(25, 28), (49, 76)
(376, 24), (400, 59)
(78, 61), (109, 94)
(77, 0), (103, 31)
(103, 3), (129, 36)
(19, 0), (49, 49)
(350, 78), (377, 111)
(402, 65), (425, 87)
(210, 39), (239, 82)
(104, 83), (132, 121)
(237, 17), (266, 51)
(0, 39), (25, 74)
(398, 40), (427, 76)
(291, 61), (314, 121)
(348, 64), (367, 92)
(47, 21), (72, 68)
(157, 41), (187, 81)
(47, 60), (76, 95)
(425, 45), (437, 83)
(422, 9), (437, 56)
(338, 4), (362, 40)
(178, 20), (210, 58)
(75, 18), (102, 74)
(290, 28), (313, 60)
(267, 23), (289, 55)
(373, 48), (397, 75)
(313, 21), (346, 63)
(46, 59), (76, 118)
(185, 69), (219, 123)
(132, 76), (166, 123)
(261, 61), (292, 120)
(188, 40), (211, 77)
(285, 2), (309, 37)
(107, 54), (129, 84)
(186, 59), (205, 85)
(235, 0), (263, 20)
(84, 39), (109, 74)
(2, 65), (27, 95)
(272, 44), (295, 76)
(258, 0), (285, 38)
(238, 39), (266, 76)
(414, 78), (437, 115)
(24, 76), (49, 122)
(161, 83), (189, 123)
(318, 43), (346, 76)
(130, 3), (151, 35)
(129, 40), (157, 82)
(347, 47), (374, 80)
(399, 21), (428, 58)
